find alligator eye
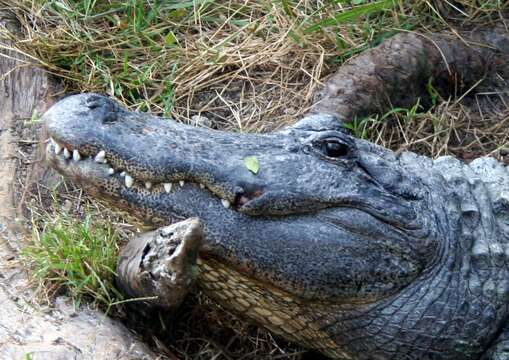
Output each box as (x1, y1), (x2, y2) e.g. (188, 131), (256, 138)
(323, 140), (348, 158)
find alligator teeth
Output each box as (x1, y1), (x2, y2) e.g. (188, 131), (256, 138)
(72, 149), (81, 161)
(145, 182), (152, 189)
(108, 168), (115, 175)
(63, 148), (71, 159)
(199, 183), (205, 189)
(221, 199), (230, 209)
(94, 150), (106, 163)
(53, 140), (62, 155)
(54, 143), (62, 155)
(125, 174), (133, 188)
(163, 183), (172, 193)
(179, 180), (185, 187)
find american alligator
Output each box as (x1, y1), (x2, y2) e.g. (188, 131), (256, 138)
(44, 92), (509, 359)
(42, 30), (509, 359)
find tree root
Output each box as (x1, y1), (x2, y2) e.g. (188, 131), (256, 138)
(311, 24), (509, 122)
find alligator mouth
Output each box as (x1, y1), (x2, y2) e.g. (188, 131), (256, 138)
(45, 136), (257, 212)
(45, 133), (421, 231)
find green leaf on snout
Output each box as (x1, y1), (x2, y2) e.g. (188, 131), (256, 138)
(243, 156), (259, 174)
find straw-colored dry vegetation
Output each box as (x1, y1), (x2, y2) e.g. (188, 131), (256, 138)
(2, 0), (507, 358)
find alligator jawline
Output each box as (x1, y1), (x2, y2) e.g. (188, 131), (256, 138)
(45, 136), (249, 211)
(46, 135), (416, 235)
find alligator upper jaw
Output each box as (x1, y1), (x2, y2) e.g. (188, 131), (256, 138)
(42, 93), (265, 211)
(42, 93), (311, 217)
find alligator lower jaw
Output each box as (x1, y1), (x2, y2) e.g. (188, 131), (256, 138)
(45, 136), (244, 211)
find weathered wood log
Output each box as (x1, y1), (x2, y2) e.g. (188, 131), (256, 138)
(311, 25), (509, 122)
(117, 218), (203, 309)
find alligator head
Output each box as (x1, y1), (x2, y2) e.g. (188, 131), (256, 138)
(44, 93), (508, 359)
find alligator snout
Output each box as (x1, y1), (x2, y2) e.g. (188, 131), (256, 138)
(44, 94), (298, 216)
(45, 93), (121, 126)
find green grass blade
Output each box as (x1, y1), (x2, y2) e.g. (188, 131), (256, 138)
(22, 211), (121, 308)
(162, 0), (213, 10)
(304, 0), (396, 33)
(280, 0), (296, 18)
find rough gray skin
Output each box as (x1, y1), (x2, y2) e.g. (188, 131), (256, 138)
(43, 93), (509, 359)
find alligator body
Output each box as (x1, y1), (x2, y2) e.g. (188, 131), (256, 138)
(43, 26), (509, 359)
(43, 91), (509, 359)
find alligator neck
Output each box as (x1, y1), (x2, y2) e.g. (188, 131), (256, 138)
(296, 152), (509, 360)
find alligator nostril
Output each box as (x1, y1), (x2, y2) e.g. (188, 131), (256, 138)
(84, 95), (119, 124)
(85, 95), (104, 109)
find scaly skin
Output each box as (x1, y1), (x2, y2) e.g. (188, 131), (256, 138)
(43, 93), (509, 359)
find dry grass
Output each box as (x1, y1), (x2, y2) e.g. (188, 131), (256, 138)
(2, 0), (508, 359)
(6, 0), (506, 135)
(349, 97), (509, 161)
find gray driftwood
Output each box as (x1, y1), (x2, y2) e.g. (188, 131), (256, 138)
(117, 218), (203, 309)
